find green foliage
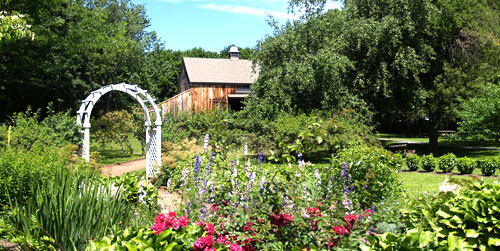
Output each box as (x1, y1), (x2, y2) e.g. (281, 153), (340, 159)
(364, 181), (500, 250)
(421, 154), (437, 172)
(456, 157), (475, 175)
(112, 172), (158, 208)
(93, 110), (135, 155)
(406, 154), (420, 171)
(0, 108), (80, 149)
(0, 145), (72, 210)
(457, 82), (500, 141)
(477, 158), (498, 176)
(250, 0), (500, 153)
(438, 153), (457, 173)
(330, 144), (403, 209)
(86, 224), (205, 251)
(0, 0), (155, 121)
(0, 11), (35, 43)
(3, 167), (130, 250)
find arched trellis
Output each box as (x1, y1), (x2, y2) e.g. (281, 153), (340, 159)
(77, 83), (162, 179)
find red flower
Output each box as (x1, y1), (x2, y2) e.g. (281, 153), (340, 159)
(211, 203), (219, 212)
(151, 212), (189, 234)
(317, 202), (322, 207)
(177, 216), (190, 228)
(333, 225), (347, 235)
(154, 213), (166, 224)
(193, 235), (215, 251)
(269, 210), (294, 227)
(306, 207), (322, 217)
(312, 221), (318, 231)
(205, 223), (216, 235)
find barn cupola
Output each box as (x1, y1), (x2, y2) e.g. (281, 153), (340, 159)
(229, 46), (239, 61)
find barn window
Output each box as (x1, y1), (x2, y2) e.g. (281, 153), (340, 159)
(236, 85), (251, 93)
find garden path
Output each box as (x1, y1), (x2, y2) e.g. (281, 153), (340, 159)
(101, 158), (146, 176)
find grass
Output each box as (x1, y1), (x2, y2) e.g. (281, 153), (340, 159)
(91, 136), (145, 166)
(378, 133), (500, 160)
(399, 171), (499, 198)
(376, 133), (431, 143)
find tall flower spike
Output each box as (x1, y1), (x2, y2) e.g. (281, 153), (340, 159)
(258, 151), (263, 164)
(203, 134), (209, 152)
(244, 143), (248, 156)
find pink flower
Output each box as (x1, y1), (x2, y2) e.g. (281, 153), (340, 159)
(177, 216), (190, 228)
(217, 235), (228, 244)
(230, 243), (244, 251)
(193, 235), (215, 251)
(155, 213), (166, 224)
(151, 222), (166, 234)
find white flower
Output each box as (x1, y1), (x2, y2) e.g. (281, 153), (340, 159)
(439, 177), (460, 193)
(244, 144), (248, 156)
(203, 134), (210, 152)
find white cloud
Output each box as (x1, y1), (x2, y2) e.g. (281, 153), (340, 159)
(198, 3), (297, 19)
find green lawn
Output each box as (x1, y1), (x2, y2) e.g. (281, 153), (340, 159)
(399, 172), (499, 198)
(90, 136), (145, 166)
(376, 133), (431, 143)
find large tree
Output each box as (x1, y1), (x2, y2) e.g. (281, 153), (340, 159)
(246, 0), (500, 152)
(0, 0), (156, 121)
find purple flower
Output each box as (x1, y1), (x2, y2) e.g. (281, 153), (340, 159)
(194, 155), (200, 173)
(371, 205), (376, 213)
(341, 162), (347, 180)
(210, 151), (214, 164)
(258, 152), (263, 164)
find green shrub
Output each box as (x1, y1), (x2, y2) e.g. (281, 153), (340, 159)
(456, 157), (475, 174)
(364, 181), (500, 250)
(0, 145), (72, 209)
(1, 109), (80, 150)
(477, 158), (498, 176)
(330, 145), (403, 208)
(405, 154), (420, 171)
(3, 167), (130, 250)
(421, 154), (437, 172)
(87, 222), (205, 251)
(112, 172), (158, 207)
(438, 153), (457, 173)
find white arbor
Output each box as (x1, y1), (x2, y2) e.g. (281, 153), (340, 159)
(77, 83), (162, 178)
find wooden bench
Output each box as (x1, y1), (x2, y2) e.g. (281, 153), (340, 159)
(387, 143), (408, 153)
(437, 130), (456, 136)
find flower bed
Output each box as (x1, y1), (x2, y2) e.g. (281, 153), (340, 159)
(89, 142), (402, 250)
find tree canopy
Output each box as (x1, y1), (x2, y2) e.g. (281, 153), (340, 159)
(245, 0), (500, 152)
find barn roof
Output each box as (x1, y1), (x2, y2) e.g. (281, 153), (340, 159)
(182, 57), (259, 85)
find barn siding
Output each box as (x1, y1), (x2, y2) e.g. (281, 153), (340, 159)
(159, 85), (237, 116)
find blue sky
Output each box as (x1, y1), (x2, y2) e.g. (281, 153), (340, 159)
(130, 0), (342, 52)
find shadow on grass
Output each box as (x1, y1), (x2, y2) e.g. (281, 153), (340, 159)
(94, 148), (144, 166)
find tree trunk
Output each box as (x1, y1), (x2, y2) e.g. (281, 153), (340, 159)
(429, 126), (439, 154)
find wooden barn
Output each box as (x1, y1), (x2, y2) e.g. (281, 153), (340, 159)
(158, 46), (259, 116)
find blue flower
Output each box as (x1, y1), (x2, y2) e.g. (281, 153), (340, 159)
(258, 152), (263, 164)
